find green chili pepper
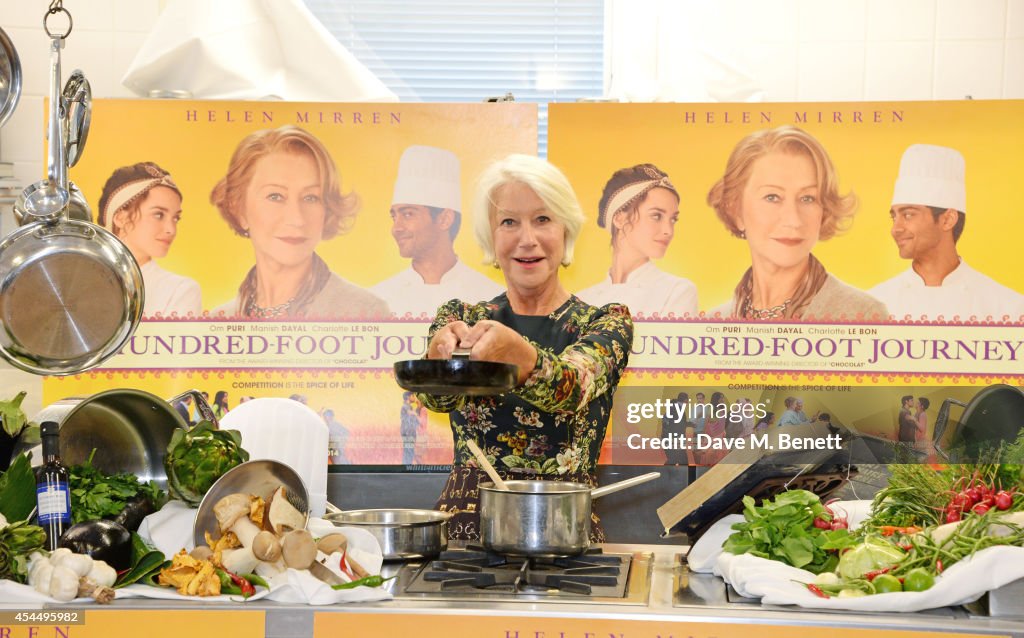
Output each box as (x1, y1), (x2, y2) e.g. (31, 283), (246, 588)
(330, 575), (395, 590)
(216, 569), (242, 595)
(241, 572), (269, 589)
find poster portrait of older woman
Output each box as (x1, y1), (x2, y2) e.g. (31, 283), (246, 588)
(707, 125), (887, 321)
(210, 125), (389, 319)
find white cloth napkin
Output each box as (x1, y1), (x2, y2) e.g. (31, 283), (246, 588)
(687, 499), (1024, 612)
(121, 0), (397, 101)
(131, 504), (390, 604)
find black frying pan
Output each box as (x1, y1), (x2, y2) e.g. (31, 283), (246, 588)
(394, 348), (518, 396)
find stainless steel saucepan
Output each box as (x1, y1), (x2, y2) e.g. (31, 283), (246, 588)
(479, 472), (660, 557)
(325, 507), (451, 561)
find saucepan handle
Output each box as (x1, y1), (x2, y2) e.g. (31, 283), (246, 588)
(932, 397), (968, 461)
(590, 471), (660, 499)
(166, 389), (219, 428)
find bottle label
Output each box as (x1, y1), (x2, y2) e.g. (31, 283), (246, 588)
(36, 484), (72, 524)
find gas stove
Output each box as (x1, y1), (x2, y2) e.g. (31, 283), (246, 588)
(391, 545), (653, 605)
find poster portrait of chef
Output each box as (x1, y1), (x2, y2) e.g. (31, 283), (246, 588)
(867, 144), (1024, 322)
(576, 164), (698, 318)
(210, 125), (389, 319)
(419, 154), (634, 542)
(707, 125), (887, 321)
(370, 145), (503, 318)
(97, 161), (202, 318)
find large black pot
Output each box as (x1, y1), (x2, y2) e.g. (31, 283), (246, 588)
(933, 384), (1024, 462)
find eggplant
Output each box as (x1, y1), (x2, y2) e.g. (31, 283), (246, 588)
(59, 520), (132, 571)
(112, 494), (156, 532)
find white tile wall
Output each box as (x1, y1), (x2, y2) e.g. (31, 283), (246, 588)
(2, 0), (1024, 182)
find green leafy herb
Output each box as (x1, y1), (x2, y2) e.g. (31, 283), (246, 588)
(69, 450), (166, 524)
(0, 453), (37, 522)
(722, 489), (855, 574)
(0, 520), (46, 582)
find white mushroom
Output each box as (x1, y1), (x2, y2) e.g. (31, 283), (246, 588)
(252, 531), (282, 562)
(316, 533), (348, 555)
(254, 558), (286, 580)
(265, 487), (306, 536)
(281, 530), (317, 569)
(221, 546), (260, 575)
(214, 493), (262, 547)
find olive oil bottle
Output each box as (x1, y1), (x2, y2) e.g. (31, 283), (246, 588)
(35, 421), (71, 550)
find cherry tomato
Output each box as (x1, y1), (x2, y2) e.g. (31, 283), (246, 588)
(903, 568), (935, 592)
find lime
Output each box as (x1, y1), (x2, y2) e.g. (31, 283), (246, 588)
(872, 574), (903, 593)
(903, 568), (935, 592)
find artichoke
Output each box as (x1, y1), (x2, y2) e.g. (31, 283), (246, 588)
(165, 421), (249, 507)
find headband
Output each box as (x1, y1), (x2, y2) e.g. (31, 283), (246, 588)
(102, 171), (180, 231)
(598, 172), (677, 228)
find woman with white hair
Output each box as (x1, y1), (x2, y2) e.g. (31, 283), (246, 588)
(419, 154), (635, 542)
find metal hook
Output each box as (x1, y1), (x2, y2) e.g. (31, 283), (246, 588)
(44, 6), (73, 40)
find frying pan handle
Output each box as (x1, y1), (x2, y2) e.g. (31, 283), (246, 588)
(46, 35), (68, 194)
(590, 471), (660, 499)
(167, 389), (219, 428)
(452, 347), (472, 359)
(932, 397), (968, 459)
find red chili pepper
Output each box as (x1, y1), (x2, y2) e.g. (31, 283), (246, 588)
(863, 565), (894, 581)
(936, 560), (944, 574)
(338, 549), (354, 579)
(227, 571), (256, 597)
(807, 584), (830, 598)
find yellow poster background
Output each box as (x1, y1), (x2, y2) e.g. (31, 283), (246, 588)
(549, 101), (1024, 308)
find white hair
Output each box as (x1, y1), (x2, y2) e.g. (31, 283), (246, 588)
(472, 154), (585, 266)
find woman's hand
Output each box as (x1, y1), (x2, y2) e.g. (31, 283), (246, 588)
(458, 320), (538, 385)
(427, 320), (471, 359)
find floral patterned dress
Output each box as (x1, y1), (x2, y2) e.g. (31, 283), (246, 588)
(419, 294), (633, 542)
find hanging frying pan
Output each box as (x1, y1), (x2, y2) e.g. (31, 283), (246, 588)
(932, 384), (1024, 462)
(0, 26), (21, 128)
(0, 36), (143, 376)
(394, 348), (518, 396)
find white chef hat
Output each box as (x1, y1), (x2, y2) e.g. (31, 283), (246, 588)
(891, 144), (966, 213)
(391, 145), (461, 211)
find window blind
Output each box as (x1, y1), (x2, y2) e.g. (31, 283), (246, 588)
(303, 0), (605, 155)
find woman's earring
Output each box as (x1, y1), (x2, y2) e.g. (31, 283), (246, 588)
(492, 260), (500, 269)
(242, 228), (250, 238)
(738, 230), (746, 239)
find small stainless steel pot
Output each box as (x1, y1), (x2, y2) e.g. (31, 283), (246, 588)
(479, 472), (660, 557)
(325, 508), (450, 561)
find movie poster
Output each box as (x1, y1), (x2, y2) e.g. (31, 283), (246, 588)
(42, 99), (1024, 469)
(546, 100), (1024, 466)
(49, 100), (537, 466)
